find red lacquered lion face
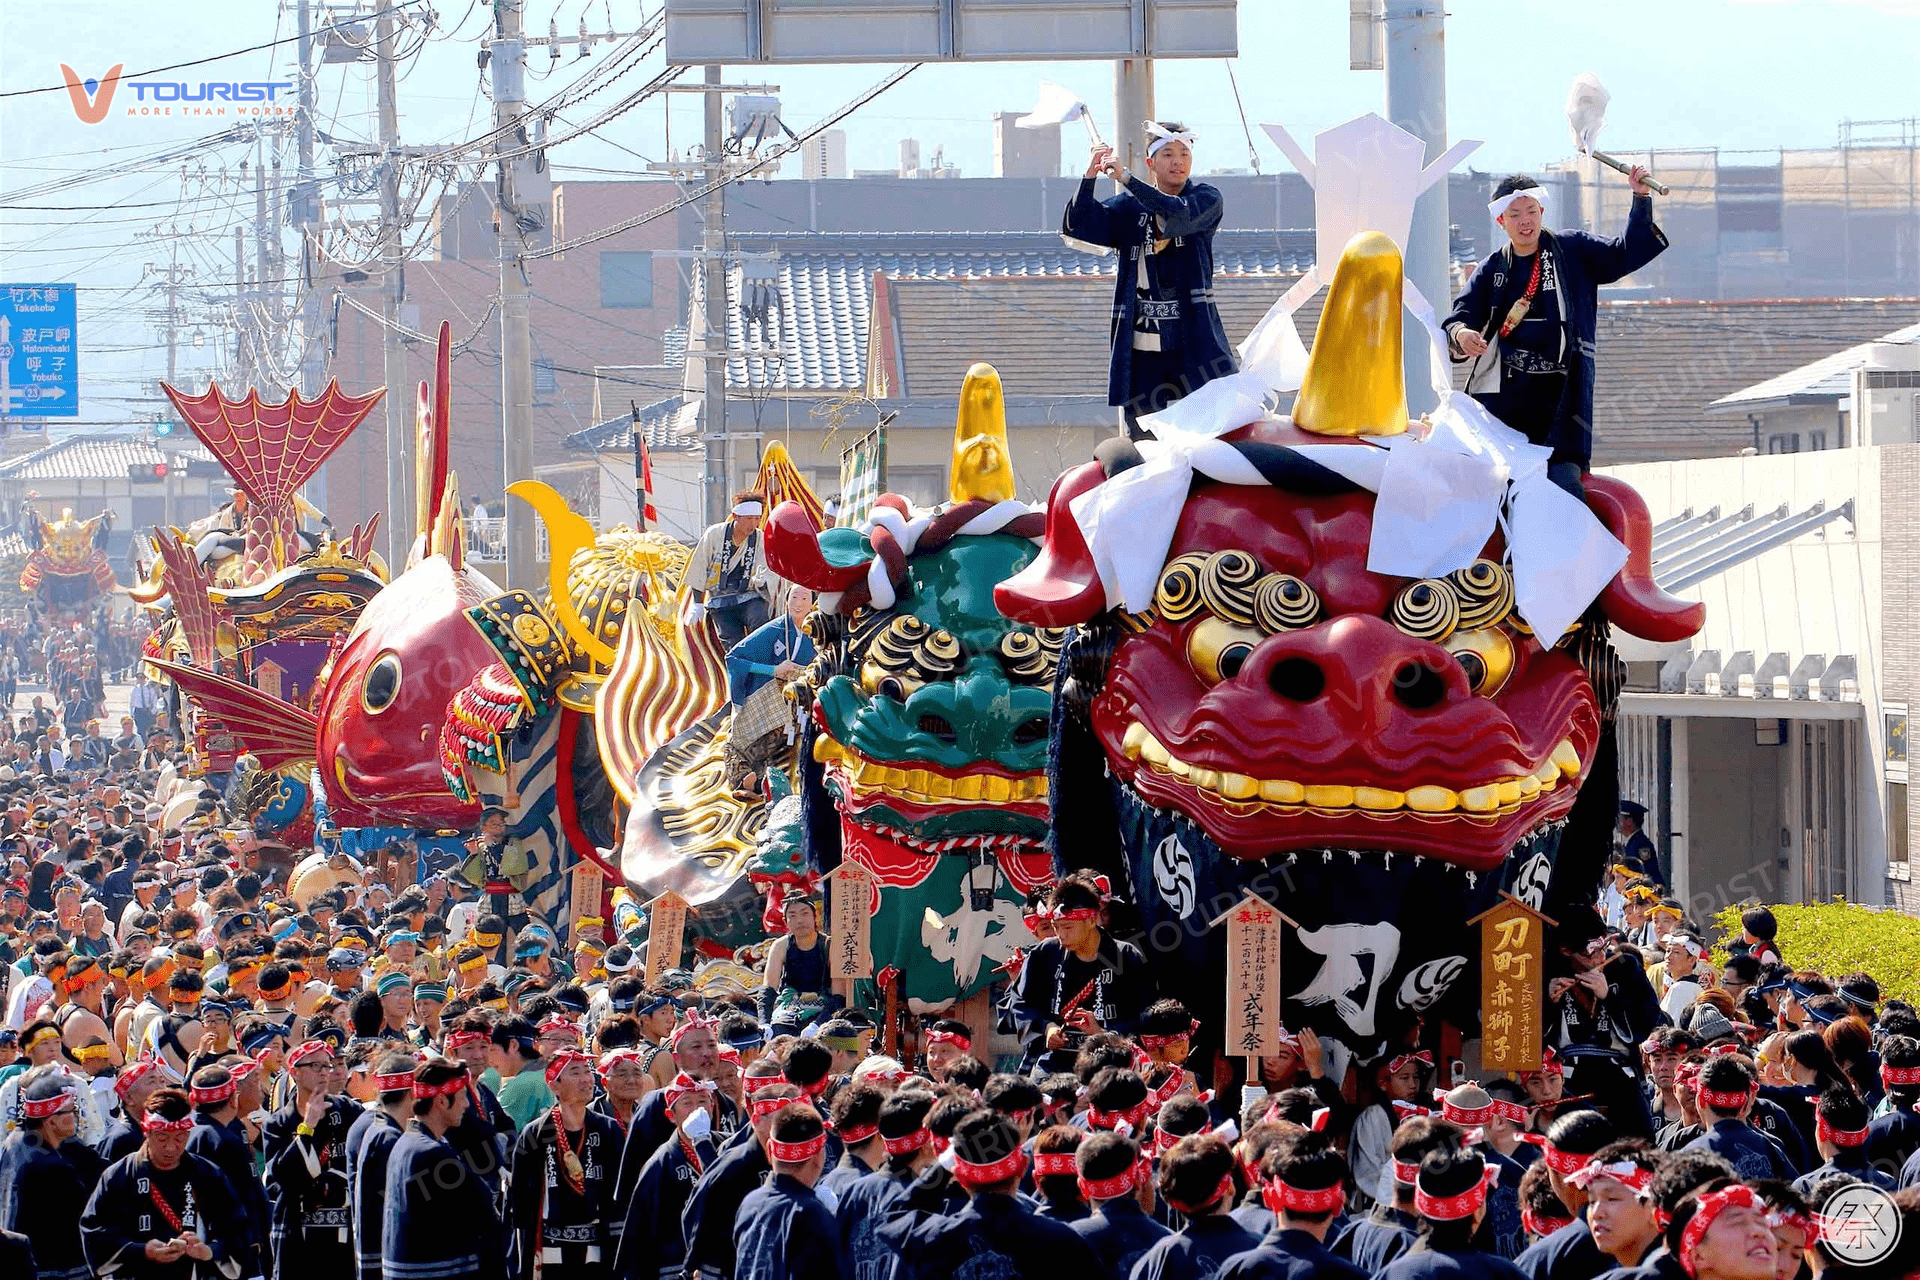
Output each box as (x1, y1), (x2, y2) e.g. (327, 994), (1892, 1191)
(997, 421), (1703, 873)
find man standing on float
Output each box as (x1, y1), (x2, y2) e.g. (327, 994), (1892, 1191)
(1445, 167), (1665, 497)
(1064, 122), (1234, 440)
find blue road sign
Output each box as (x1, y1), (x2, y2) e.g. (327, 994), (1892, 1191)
(0, 284), (78, 418)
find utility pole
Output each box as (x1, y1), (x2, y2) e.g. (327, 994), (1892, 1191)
(234, 225), (249, 385)
(1383, 0), (1449, 415)
(700, 63), (728, 526)
(294, 0), (327, 507)
(375, 11), (414, 568)
(492, 0), (537, 588)
(1113, 58), (1154, 179)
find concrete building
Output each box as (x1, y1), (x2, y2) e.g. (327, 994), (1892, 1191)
(1600, 320), (1920, 915)
(1547, 126), (1920, 301)
(801, 130), (848, 180)
(992, 112), (1061, 178)
(0, 434), (219, 565)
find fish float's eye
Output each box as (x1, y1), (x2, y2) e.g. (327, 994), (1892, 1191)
(362, 653), (402, 714)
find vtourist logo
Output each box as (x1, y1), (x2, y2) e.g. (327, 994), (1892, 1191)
(58, 62), (295, 122)
(59, 64), (123, 124)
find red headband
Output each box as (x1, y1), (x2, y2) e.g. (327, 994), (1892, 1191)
(1541, 1143), (1592, 1177)
(743, 1072), (790, 1096)
(1696, 1083), (1755, 1111)
(413, 1068), (470, 1100)
(228, 1059), (264, 1086)
(286, 1040), (334, 1070)
(1087, 1101), (1152, 1134)
(1077, 1158), (1147, 1202)
(538, 1017), (581, 1043)
(1433, 1091), (1498, 1127)
(670, 1012), (715, 1049)
(925, 1029), (972, 1052)
(21, 1089), (75, 1119)
(1523, 1210), (1573, 1238)
(1051, 908), (1099, 922)
(1567, 1160), (1655, 1194)
(114, 1057), (169, 1098)
(1391, 1157), (1423, 1185)
(1488, 1099), (1532, 1124)
(749, 1093), (795, 1119)
(1138, 1019), (1200, 1049)
(143, 1112), (194, 1134)
(662, 1073), (718, 1110)
(1265, 1179), (1346, 1215)
(1680, 1186), (1758, 1280)
(1414, 1166), (1498, 1221)
(1387, 1050), (1435, 1075)
(187, 1078), (236, 1106)
(444, 1030), (490, 1052)
(374, 1069), (418, 1093)
(1031, 1150), (1076, 1176)
(1884, 1063), (1920, 1087)
(1815, 1116), (1869, 1148)
(1154, 1123), (1208, 1154)
(768, 1131), (828, 1162)
(1166, 1173), (1237, 1216)
(885, 1128), (934, 1156)
(953, 1149), (1029, 1188)
(838, 1123), (879, 1145)
(544, 1049), (594, 1086)
(1522, 1047), (1564, 1079)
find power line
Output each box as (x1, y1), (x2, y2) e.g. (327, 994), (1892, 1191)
(0, 2), (428, 98)
(527, 63), (922, 261)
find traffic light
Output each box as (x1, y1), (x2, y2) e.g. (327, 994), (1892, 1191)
(127, 462), (170, 482)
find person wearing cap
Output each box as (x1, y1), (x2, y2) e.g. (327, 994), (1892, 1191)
(185, 1061), (270, 1277)
(1446, 167), (1664, 500)
(0, 1065), (109, 1280)
(1648, 932), (1708, 1024)
(1614, 801), (1661, 884)
(261, 1038), (365, 1279)
(409, 980), (447, 1048)
(80, 1084), (250, 1278)
(1067, 123), (1233, 441)
(381, 1057), (505, 1280)
(506, 1047), (621, 1280)
(730, 1102), (844, 1280)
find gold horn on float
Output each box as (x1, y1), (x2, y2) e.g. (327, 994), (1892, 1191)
(950, 362), (1016, 503)
(1292, 230), (1410, 438)
(509, 480), (619, 667)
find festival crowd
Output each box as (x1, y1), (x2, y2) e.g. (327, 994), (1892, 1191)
(0, 727), (1916, 1280)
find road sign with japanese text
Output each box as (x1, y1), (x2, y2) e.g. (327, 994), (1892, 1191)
(0, 284), (78, 418)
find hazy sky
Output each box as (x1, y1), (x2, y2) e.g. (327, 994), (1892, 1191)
(2, 0), (1917, 416)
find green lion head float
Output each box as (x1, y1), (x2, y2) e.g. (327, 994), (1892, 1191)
(763, 364), (1065, 1009)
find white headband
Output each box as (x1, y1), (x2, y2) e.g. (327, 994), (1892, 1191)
(1488, 186), (1548, 220)
(1144, 121), (1197, 158)
(1662, 934), (1705, 958)
(731, 501), (764, 517)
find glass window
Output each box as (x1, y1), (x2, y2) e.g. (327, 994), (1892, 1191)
(1891, 782), (1909, 869)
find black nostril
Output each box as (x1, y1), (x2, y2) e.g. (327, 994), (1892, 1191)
(1011, 716), (1049, 746)
(1269, 657), (1326, 703)
(1394, 661), (1448, 710)
(917, 713), (958, 744)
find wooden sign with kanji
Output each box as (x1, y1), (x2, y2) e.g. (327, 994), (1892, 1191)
(826, 861), (875, 999)
(1469, 894), (1555, 1074)
(569, 862), (605, 934)
(1213, 892), (1286, 1062)
(643, 889), (689, 987)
